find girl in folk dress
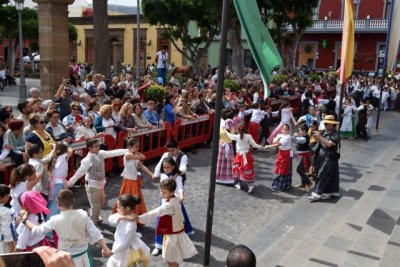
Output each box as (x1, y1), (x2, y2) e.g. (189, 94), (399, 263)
(152, 157), (194, 256)
(16, 191), (52, 251)
(340, 98), (355, 139)
(216, 109), (235, 185)
(10, 164), (40, 219)
(267, 124), (293, 191)
(113, 138), (153, 215)
(226, 123), (266, 194)
(267, 101), (296, 145)
(47, 143), (74, 217)
(107, 194), (150, 267)
(139, 179), (197, 267)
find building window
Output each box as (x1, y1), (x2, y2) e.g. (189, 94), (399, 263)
(312, 0), (321, 20)
(384, 0), (392, 18)
(341, 0), (360, 19)
(157, 29), (171, 55)
(133, 29), (147, 69)
(353, 0), (359, 19)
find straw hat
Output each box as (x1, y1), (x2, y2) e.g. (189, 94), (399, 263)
(322, 115), (339, 124)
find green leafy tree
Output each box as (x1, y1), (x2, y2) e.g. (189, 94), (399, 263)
(69, 23), (78, 42)
(142, 0), (222, 74)
(257, 0), (318, 70)
(0, 6), (18, 75)
(22, 8), (39, 74)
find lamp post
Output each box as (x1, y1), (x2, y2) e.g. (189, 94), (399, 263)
(16, 0), (27, 102)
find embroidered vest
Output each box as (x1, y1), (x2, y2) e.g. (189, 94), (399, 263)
(87, 153), (105, 181)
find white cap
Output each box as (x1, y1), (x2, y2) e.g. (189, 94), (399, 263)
(97, 81), (106, 89)
(30, 87), (40, 94)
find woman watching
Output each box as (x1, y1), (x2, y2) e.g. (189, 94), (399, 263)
(94, 104), (118, 140)
(132, 104), (152, 129)
(118, 103), (138, 132)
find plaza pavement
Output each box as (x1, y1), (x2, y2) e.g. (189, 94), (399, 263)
(1, 79), (400, 266)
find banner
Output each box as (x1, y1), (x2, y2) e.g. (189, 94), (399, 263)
(232, 0), (282, 97)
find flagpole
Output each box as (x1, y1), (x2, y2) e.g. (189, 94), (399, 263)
(338, 83), (345, 136)
(203, 0), (229, 265)
(376, 0), (396, 131)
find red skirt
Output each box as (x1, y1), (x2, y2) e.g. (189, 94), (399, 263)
(233, 152), (255, 182)
(113, 178), (147, 215)
(24, 238), (53, 251)
(274, 150), (291, 176)
(248, 122), (260, 144)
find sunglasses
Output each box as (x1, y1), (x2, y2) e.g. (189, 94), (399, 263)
(38, 121), (46, 124)
(72, 108), (80, 111)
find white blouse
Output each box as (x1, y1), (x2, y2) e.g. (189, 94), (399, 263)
(226, 132), (264, 153)
(274, 134), (292, 150)
(120, 157), (139, 180)
(160, 173), (184, 194)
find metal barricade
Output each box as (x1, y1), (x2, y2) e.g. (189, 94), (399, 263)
(172, 114), (214, 149)
(116, 122), (172, 168)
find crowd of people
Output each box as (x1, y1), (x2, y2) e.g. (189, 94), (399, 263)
(0, 64), (399, 266)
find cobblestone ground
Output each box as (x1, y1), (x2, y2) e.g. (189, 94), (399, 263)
(69, 111), (399, 267)
(73, 142), (295, 266)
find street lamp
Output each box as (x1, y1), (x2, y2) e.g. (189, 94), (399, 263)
(16, 0), (27, 102)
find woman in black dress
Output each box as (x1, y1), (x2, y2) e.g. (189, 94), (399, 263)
(308, 115), (340, 201)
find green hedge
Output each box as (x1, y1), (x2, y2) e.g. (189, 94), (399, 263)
(223, 79), (240, 92)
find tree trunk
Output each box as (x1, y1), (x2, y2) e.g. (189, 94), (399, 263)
(290, 29), (302, 71)
(93, 0), (110, 78)
(7, 39), (16, 77)
(228, 19), (244, 78)
(29, 55), (35, 75)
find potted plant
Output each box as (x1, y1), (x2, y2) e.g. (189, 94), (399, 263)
(144, 84), (166, 114)
(223, 79), (240, 93)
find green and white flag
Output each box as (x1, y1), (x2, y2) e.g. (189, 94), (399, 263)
(233, 0), (282, 97)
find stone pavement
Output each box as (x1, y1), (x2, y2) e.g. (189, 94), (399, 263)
(2, 79), (400, 266)
(0, 78), (41, 107)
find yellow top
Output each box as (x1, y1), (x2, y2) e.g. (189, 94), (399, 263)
(32, 130), (55, 157)
(220, 129), (233, 143)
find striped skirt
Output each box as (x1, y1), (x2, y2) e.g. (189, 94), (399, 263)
(216, 143), (235, 184)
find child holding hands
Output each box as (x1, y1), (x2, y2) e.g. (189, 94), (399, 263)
(23, 189), (112, 267)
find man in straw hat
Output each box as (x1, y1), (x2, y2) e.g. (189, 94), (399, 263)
(308, 115), (340, 202)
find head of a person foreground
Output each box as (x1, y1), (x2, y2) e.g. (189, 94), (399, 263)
(226, 244), (256, 267)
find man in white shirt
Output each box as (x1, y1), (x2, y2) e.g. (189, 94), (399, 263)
(155, 45), (168, 85)
(67, 139), (128, 224)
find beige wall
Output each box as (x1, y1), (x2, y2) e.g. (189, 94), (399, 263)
(75, 22), (184, 67)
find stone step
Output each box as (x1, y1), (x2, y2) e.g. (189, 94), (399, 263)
(268, 145), (400, 267)
(277, 149), (400, 267)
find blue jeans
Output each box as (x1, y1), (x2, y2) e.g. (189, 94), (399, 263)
(157, 68), (167, 84)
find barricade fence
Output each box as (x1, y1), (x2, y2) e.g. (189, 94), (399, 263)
(1, 98), (301, 184)
(172, 114), (214, 149)
(1, 115), (212, 185)
(116, 122), (172, 168)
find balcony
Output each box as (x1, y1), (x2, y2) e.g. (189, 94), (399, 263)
(287, 19), (388, 33)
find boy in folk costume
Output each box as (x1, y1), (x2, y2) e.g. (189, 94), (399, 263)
(226, 123), (267, 193)
(23, 189), (112, 266)
(67, 139), (128, 224)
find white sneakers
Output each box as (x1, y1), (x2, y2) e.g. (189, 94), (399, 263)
(248, 185), (254, 194)
(151, 248), (161, 256)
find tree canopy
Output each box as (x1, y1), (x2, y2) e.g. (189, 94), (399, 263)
(142, 0), (223, 74)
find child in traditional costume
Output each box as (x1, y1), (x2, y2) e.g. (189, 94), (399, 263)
(226, 123), (266, 194)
